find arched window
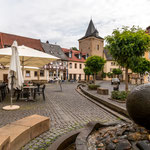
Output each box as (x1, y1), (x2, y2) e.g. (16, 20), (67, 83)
(75, 63), (77, 68)
(69, 63), (72, 69)
(80, 64), (82, 69)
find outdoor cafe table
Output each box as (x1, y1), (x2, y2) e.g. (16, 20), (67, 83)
(23, 85), (37, 101)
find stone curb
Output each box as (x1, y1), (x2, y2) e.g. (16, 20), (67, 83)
(79, 86), (129, 118)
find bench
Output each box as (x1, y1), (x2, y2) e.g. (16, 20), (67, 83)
(0, 135), (10, 150)
(0, 114), (50, 150)
(97, 87), (109, 95)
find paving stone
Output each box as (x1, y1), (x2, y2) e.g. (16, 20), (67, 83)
(0, 83), (121, 149)
(32, 145), (38, 149)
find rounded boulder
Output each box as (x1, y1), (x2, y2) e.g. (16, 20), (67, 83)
(126, 83), (150, 130)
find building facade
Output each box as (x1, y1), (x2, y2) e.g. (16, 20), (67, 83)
(0, 66), (48, 83)
(62, 48), (87, 81)
(78, 19), (121, 80)
(78, 19), (104, 57)
(42, 42), (68, 81)
(103, 49), (120, 80)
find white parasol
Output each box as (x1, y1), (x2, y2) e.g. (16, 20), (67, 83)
(3, 41), (24, 110)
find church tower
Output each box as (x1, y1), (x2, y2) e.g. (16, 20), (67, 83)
(78, 19), (104, 57)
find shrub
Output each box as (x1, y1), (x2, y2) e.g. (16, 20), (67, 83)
(88, 84), (100, 90)
(111, 91), (129, 100)
(107, 72), (113, 78)
(101, 72), (107, 78)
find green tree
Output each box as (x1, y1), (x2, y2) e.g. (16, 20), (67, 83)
(101, 72), (107, 78)
(84, 67), (93, 81)
(105, 26), (150, 91)
(85, 56), (106, 83)
(70, 47), (78, 50)
(112, 68), (122, 78)
(130, 57), (150, 84)
(107, 72), (113, 78)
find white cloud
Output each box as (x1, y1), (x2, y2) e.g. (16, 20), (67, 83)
(0, 0), (150, 48)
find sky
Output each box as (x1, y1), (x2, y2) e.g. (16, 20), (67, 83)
(0, 0), (150, 49)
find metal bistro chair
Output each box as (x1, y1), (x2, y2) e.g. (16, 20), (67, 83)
(0, 85), (4, 102)
(34, 84), (46, 101)
(15, 88), (30, 101)
(0, 83), (7, 102)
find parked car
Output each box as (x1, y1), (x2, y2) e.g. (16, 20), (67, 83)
(111, 78), (120, 85)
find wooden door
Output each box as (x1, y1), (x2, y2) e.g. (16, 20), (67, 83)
(3, 74), (8, 83)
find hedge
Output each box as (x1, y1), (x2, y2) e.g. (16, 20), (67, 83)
(88, 84), (100, 90)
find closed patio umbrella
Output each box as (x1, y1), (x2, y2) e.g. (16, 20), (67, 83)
(8, 41), (24, 90)
(3, 41), (24, 110)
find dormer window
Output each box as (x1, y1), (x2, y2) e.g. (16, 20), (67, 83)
(49, 50), (53, 54)
(79, 53), (81, 59)
(69, 51), (72, 58)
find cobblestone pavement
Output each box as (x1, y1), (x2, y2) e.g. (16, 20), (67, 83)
(0, 83), (122, 150)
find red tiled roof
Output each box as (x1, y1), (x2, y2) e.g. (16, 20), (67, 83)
(81, 52), (87, 55)
(0, 32), (44, 51)
(74, 51), (80, 54)
(62, 48), (87, 62)
(62, 48), (70, 53)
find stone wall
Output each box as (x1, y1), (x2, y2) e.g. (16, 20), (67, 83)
(79, 37), (104, 57)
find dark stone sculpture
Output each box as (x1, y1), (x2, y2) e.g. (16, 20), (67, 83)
(126, 83), (150, 130)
